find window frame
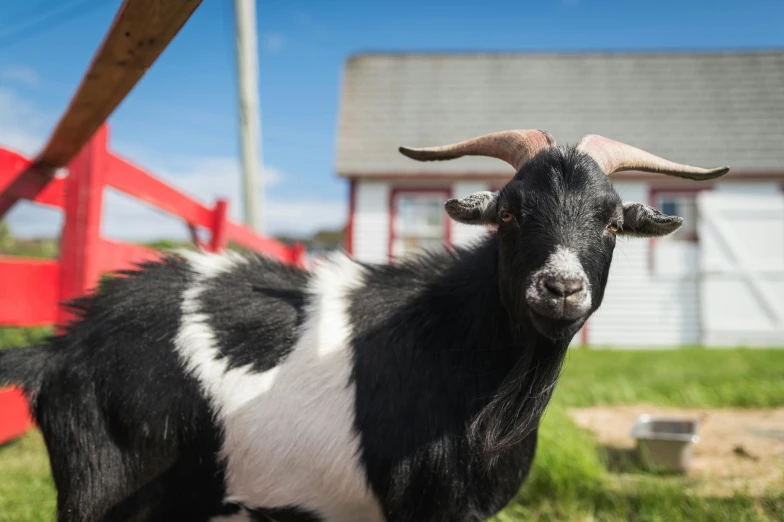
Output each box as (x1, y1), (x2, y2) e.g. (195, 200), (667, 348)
(647, 186), (713, 272)
(388, 187), (452, 262)
(651, 189), (703, 242)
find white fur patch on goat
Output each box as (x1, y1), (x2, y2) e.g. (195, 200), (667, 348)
(176, 250), (384, 522)
(525, 246), (592, 308)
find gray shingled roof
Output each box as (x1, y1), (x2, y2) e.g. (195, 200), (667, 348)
(335, 51), (784, 177)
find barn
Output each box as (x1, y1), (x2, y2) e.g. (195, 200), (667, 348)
(335, 50), (784, 348)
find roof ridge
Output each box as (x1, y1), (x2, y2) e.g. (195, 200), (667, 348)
(347, 48), (784, 61)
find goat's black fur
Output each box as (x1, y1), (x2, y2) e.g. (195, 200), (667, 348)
(351, 240), (549, 520)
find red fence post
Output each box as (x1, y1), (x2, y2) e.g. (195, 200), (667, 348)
(209, 199), (229, 253)
(57, 125), (109, 326)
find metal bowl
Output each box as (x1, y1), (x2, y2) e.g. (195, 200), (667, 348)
(630, 414), (700, 473)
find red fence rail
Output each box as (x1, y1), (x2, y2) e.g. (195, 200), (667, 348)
(0, 124), (304, 444)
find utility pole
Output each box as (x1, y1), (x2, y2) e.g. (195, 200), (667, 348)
(233, 0), (263, 233)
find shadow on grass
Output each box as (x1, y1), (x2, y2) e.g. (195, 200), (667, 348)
(601, 444), (687, 476)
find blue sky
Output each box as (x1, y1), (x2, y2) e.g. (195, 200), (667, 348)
(1, 0), (782, 240)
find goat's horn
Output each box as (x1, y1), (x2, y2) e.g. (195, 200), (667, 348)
(576, 134), (729, 181)
(399, 130), (555, 172)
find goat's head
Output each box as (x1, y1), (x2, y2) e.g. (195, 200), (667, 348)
(400, 130), (728, 342)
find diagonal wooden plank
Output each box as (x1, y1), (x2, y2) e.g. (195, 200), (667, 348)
(0, 0), (202, 217)
(38, 0), (202, 170)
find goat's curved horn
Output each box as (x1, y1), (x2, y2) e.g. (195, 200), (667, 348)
(576, 134), (729, 181)
(399, 130), (556, 172)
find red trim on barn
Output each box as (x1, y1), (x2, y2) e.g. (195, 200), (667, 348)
(346, 178), (356, 256)
(388, 186), (452, 263)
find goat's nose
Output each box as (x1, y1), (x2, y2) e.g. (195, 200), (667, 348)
(543, 277), (584, 298)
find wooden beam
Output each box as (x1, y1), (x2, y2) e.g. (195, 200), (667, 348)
(37, 0), (202, 170)
(0, 0), (201, 218)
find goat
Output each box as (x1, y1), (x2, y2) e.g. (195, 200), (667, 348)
(0, 130), (728, 522)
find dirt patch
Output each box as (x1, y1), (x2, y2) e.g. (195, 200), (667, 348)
(568, 405), (784, 496)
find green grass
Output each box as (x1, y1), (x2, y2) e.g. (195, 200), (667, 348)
(555, 347), (784, 409)
(0, 432), (56, 522)
(489, 347), (784, 521)
(491, 402), (784, 522)
(0, 327), (53, 350)
(1, 344), (783, 521)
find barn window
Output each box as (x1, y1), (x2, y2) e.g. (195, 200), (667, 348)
(390, 189), (450, 261)
(654, 192), (699, 241)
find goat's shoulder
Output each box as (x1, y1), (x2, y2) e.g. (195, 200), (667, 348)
(47, 249), (311, 431)
(51, 249), (310, 400)
(57, 253), (193, 354)
(180, 249), (310, 373)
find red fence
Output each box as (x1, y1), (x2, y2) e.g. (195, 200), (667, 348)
(0, 124), (304, 445)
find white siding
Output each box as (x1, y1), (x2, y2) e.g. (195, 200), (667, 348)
(587, 182), (701, 347)
(451, 182), (491, 248)
(353, 181), (390, 263)
(715, 181), (782, 195)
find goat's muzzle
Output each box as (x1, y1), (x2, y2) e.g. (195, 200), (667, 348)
(525, 247), (592, 339)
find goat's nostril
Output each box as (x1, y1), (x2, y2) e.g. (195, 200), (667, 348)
(544, 278), (584, 298)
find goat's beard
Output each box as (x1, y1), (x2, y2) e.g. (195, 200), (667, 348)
(476, 254), (571, 461)
(469, 332), (568, 461)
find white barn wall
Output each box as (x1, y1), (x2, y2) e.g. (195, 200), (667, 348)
(586, 182), (700, 347)
(353, 181), (390, 263)
(715, 182), (781, 195)
(697, 186), (784, 347)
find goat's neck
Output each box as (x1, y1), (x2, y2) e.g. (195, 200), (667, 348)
(448, 236), (566, 354)
(443, 237), (570, 451)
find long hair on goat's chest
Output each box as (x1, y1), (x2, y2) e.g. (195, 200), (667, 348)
(347, 240), (543, 519)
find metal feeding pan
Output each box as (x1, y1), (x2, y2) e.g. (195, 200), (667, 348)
(630, 414), (700, 473)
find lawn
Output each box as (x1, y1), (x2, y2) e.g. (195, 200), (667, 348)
(1, 343), (783, 521)
(491, 348), (784, 522)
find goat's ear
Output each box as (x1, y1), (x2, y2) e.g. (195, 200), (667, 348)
(444, 191), (498, 225)
(620, 202), (684, 237)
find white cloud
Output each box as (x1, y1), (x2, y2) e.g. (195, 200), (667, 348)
(262, 33), (284, 53)
(100, 152), (345, 240)
(4, 203), (63, 238)
(98, 190), (346, 241)
(1, 83), (346, 241)
(0, 87), (48, 155)
(261, 199), (346, 237)
(0, 65), (40, 87)
(153, 155), (283, 195)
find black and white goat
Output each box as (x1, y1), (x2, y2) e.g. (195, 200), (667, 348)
(0, 130), (728, 522)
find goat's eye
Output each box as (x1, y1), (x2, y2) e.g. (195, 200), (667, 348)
(500, 211), (514, 223)
(607, 223), (619, 233)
